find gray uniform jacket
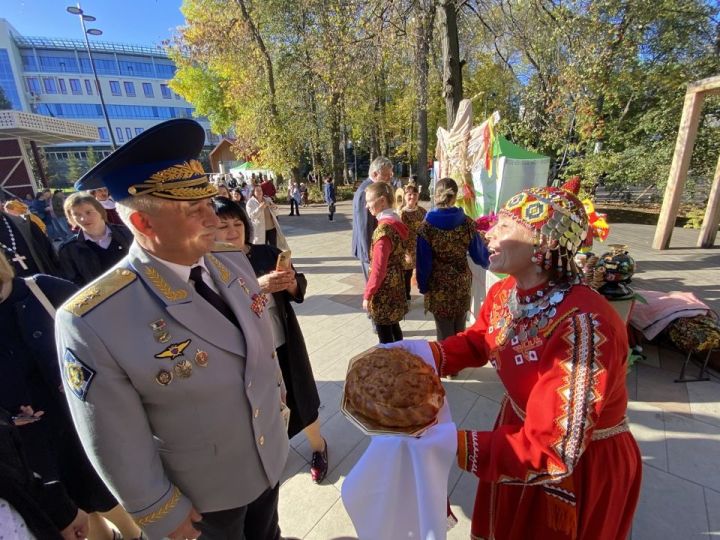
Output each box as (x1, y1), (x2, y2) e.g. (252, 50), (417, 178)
(55, 242), (289, 539)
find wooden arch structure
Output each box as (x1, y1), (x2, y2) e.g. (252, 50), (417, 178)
(653, 75), (720, 250)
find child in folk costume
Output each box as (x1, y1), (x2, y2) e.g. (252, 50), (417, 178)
(362, 182), (409, 344)
(399, 182), (426, 301)
(416, 177), (489, 341)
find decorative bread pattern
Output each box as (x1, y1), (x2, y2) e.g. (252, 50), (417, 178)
(345, 348), (445, 428)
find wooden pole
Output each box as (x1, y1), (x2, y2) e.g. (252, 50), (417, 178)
(652, 90), (705, 250)
(697, 154), (720, 247)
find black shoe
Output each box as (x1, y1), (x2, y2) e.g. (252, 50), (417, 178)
(310, 439), (328, 484)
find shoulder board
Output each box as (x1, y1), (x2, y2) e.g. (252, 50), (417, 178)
(212, 241), (242, 252)
(63, 268), (136, 317)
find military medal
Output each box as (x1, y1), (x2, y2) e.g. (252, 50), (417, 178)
(195, 349), (209, 367)
(156, 369), (173, 386)
(250, 293), (268, 318)
(173, 359), (193, 378)
(150, 319), (171, 343)
(154, 339), (191, 360)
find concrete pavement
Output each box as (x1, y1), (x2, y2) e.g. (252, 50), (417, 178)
(274, 200), (720, 539)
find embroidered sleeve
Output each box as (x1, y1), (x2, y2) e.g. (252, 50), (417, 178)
(459, 313), (613, 484)
(364, 236), (392, 299)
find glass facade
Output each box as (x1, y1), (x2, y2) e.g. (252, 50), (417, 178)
(0, 49), (22, 109)
(42, 102), (189, 120)
(4, 29), (214, 148)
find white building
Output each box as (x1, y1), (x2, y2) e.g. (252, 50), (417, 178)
(0, 19), (217, 179)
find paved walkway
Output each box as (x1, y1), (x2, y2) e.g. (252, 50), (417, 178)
(274, 200), (720, 539)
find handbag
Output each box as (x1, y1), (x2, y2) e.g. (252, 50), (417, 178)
(329, 203), (336, 213)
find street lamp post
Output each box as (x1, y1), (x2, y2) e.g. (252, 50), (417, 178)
(66, 4), (117, 149)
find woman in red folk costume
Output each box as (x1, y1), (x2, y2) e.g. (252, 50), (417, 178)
(395, 181), (641, 539)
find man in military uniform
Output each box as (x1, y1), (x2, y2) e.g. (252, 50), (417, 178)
(55, 119), (289, 540)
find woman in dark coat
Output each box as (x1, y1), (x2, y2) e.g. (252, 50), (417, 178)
(0, 406), (88, 539)
(0, 253), (143, 540)
(58, 193), (133, 286)
(213, 197), (329, 483)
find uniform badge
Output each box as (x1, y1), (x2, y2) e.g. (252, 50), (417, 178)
(62, 349), (96, 401)
(155, 369), (173, 386)
(173, 359), (193, 378)
(195, 350), (209, 367)
(250, 293), (268, 318)
(150, 319), (171, 343)
(238, 278), (250, 295)
(154, 339), (191, 360)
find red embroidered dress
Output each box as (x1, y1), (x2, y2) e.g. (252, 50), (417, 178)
(437, 277), (641, 540)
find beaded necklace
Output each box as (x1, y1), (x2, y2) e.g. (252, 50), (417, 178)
(0, 216), (29, 270)
(490, 278), (580, 346)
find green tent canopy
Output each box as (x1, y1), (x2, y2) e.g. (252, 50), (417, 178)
(229, 161), (255, 173)
(493, 135), (547, 160)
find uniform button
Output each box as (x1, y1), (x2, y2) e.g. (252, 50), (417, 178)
(254, 408), (260, 418)
(271, 351), (276, 359)
(258, 435), (265, 446)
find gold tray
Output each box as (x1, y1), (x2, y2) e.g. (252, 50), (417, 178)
(340, 347), (440, 438)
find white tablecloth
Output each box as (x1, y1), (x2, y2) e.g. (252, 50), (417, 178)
(341, 402), (457, 540)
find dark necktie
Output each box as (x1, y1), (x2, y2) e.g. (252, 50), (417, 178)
(189, 266), (240, 328)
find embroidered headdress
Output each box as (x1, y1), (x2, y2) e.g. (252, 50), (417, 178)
(499, 179), (589, 276)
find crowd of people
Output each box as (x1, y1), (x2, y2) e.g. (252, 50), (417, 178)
(0, 117), (641, 540)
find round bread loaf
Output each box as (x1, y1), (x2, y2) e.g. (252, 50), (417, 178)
(345, 347), (445, 428)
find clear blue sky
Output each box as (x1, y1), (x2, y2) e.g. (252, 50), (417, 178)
(4, 0), (186, 46)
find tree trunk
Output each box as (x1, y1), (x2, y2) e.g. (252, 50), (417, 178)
(235, 0), (278, 120)
(329, 92), (344, 183)
(438, 0), (463, 128)
(415, 2), (435, 193)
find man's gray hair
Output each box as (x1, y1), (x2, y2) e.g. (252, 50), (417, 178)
(368, 156), (393, 178)
(116, 195), (169, 233)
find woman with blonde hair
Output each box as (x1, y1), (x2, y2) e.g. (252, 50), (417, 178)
(416, 177), (488, 340)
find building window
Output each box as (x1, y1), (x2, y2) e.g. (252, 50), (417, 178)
(135, 127), (144, 136)
(98, 127), (109, 141)
(21, 54), (37, 71)
(109, 81), (121, 96)
(42, 77), (57, 94)
(58, 79), (68, 94)
(125, 127), (133, 140)
(69, 79), (82, 95)
(26, 77), (41, 95)
(156, 64), (176, 78)
(119, 60), (154, 77)
(84, 79), (93, 95)
(160, 84), (172, 99)
(142, 82), (154, 98)
(115, 127), (124, 143)
(124, 81), (136, 97)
